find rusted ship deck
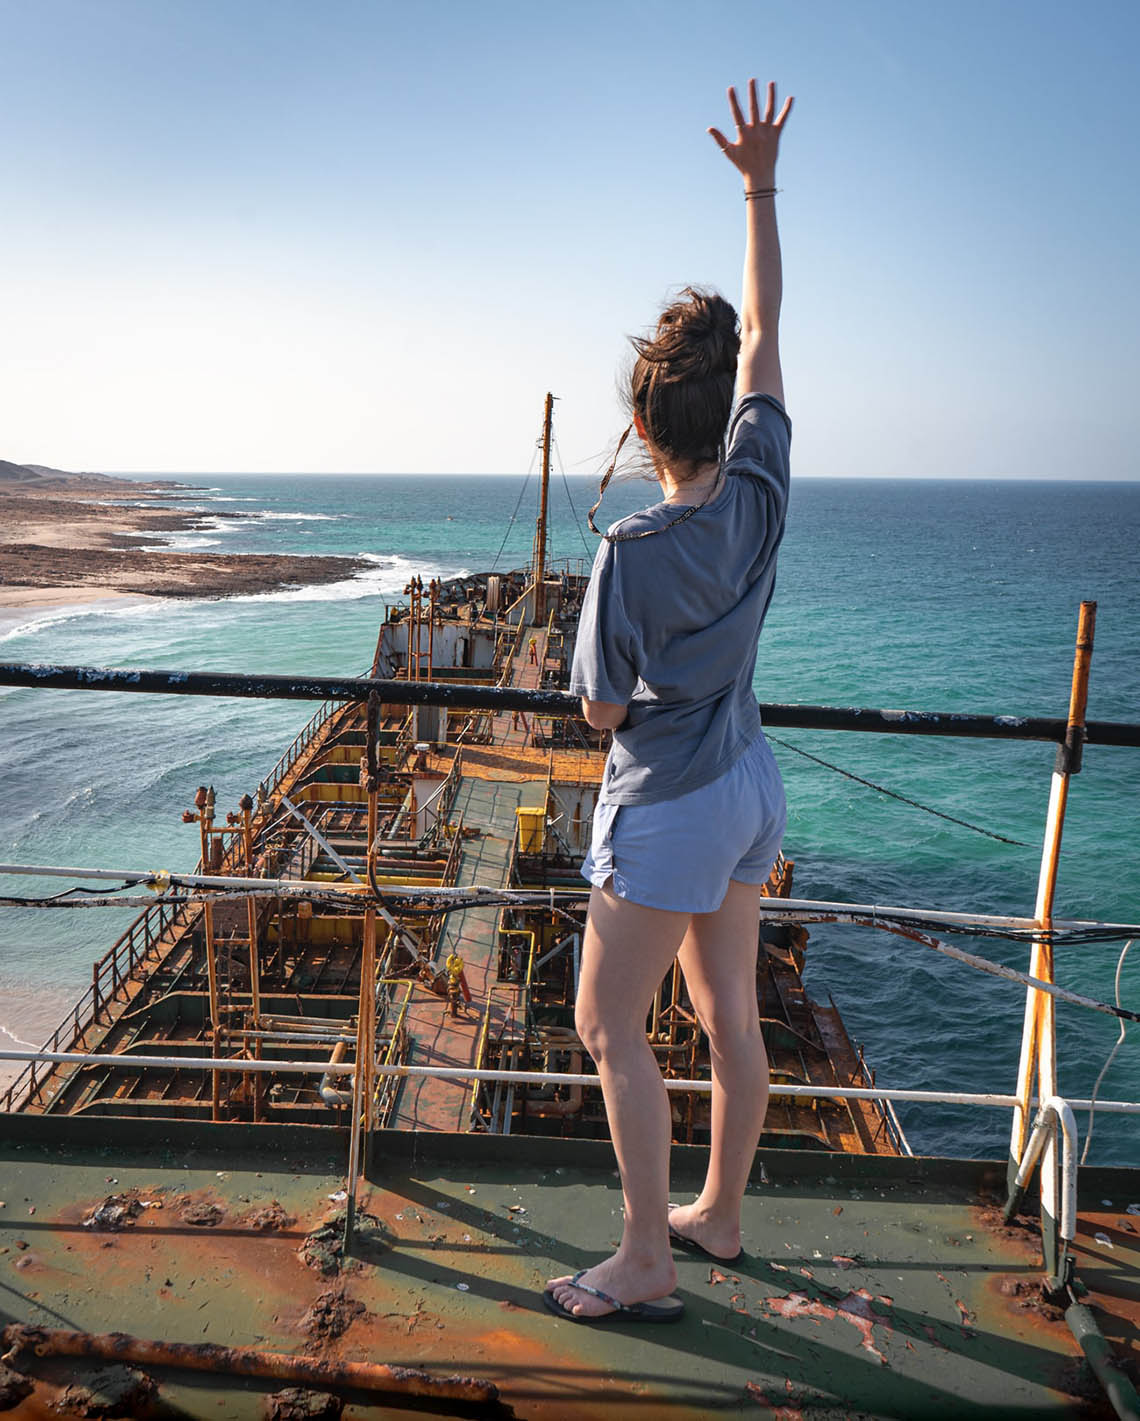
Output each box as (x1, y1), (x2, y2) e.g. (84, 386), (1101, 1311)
(4, 563), (904, 1159)
(1, 1118), (1136, 1418)
(4, 493), (1139, 1414)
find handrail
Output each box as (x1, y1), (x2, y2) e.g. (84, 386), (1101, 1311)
(498, 928), (535, 987)
(468, 990), (497, 1119)
(6, 663), (1140, 745)
(381, 984), (413, 1069)
(1, 893), (195, 1112)
(1007, 1096), (1077, 1247)
(264, 698), (339, 793)
(497, 617), (528, 689)
(441, 809), (465, 883)
(5, 1048), (1139, 1114)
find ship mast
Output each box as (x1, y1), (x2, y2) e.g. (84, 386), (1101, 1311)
(532, 391), (553, 625)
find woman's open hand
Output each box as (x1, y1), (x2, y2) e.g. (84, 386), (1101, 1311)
(709, 79), (793, 185)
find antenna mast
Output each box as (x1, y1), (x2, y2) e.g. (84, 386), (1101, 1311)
(532, 391), (554, 625)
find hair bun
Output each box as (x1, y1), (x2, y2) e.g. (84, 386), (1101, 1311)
(645, 287), (740, 381)
(626, 287), (740, 469)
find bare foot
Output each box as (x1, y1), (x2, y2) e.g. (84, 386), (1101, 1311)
(667, 1201), (742, 1260)
(546, 1250), (679, 1319)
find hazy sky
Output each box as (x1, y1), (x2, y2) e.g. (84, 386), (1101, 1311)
(2, 0), (1137, 478)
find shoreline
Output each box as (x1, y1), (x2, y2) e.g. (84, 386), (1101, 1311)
(0, 473), (369, 606)
(0, 590), (155, 642)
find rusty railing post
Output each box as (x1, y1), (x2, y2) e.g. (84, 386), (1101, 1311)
(1006, 601), (1096, 1287)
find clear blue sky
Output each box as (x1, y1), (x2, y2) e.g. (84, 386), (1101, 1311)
(2, 0), (1137, 477)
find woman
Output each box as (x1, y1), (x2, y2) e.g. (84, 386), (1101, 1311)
(544, 78), (794, 1323)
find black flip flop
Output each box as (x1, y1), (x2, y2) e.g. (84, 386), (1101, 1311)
(543, 1269), (685, 1324)
(667, 1204), (745, 1266)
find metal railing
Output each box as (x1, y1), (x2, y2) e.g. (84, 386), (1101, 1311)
(2, 893), (194, 1112)
(264, 698), (341, 794)
(5, 661), (1139, 746)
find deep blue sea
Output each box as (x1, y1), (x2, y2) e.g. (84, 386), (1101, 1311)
(2, 471), (1138, 1166)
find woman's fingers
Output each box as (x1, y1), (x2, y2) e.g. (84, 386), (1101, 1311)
(716, 81), (793, 159)
(728, 85), (747, 132)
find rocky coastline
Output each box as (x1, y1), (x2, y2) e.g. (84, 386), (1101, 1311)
(0, 462), (369, 607)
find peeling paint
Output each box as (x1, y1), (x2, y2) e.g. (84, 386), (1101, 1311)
(764, 1287), (890, 1365)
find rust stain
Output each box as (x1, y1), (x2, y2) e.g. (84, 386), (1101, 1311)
(970, 1202), (1043, 1258)
(763, 1287), (889, 1365)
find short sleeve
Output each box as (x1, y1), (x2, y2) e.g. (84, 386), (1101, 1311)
(725, 393), (792, 515)
(569, 539), (641, 704)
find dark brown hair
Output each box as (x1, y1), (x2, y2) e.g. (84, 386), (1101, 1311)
(626, 286), (740, 477)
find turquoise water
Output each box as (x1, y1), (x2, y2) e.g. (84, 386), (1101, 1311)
(1, 470), (1138, 1165)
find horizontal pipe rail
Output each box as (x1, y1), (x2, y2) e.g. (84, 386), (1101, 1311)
(3, 662), (1139, 745)
(2, 1048), (1140, 1115)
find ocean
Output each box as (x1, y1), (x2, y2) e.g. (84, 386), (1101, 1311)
(2, 470), (1138, 1166)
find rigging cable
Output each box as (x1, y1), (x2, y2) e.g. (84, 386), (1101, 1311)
(552, 435), (595, 561)
(489, 438), (539, 571)
(766, 733), (1031, 847)
(1080, 938), (1134, 1165)
(5, 880), (1140, 1023)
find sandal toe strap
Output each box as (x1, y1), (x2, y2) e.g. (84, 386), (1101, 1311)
(569, 1269), (626, 1312)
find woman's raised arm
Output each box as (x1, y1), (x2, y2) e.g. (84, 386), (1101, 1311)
(708, 79), (794, 403)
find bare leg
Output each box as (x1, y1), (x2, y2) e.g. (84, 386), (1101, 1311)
(669, 878), (768, 1259)
(546, 881), (690, 1318)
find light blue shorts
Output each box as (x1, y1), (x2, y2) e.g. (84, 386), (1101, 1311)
(581, 734), (787, 914)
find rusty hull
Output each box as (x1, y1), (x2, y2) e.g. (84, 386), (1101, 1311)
(0, 1118), (1132, 1419)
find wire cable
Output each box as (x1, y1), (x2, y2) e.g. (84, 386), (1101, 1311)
(5, 883), (1138, 1024)
(552, 435), (594, 560)
(767, 733), (1032, 847)
(490, 440), (539, 571)
(1080, 939), (1134, 1164)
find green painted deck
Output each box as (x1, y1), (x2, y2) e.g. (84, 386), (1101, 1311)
(0, 1120), (1134, 1419)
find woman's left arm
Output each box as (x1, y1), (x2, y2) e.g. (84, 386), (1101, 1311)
(580, 696), (627, 730)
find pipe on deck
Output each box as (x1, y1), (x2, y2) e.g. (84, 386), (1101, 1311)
(318, 1038), (354, 1107)
(1065, 1303), (1140, 1421)
(0, 1324), (498, 1404)
(525, 1049), (584, 1117)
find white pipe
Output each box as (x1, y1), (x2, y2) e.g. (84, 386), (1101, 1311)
(5, 1048), (1139, 1136)
(278, 794), (363, 885)
(1012, 1096), (1078, 1243)
(0, 1047), (1089, 1105)
(536, 931), (579, 971)
(416, 772), (456, 817)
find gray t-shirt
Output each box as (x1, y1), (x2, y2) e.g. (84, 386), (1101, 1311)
(569, 393), (791, 805)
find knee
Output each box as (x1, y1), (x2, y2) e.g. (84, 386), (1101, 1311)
(573, 1004), (607, 1061)
(574, 1003), (637, 1063)
(694, 1000), (763, 1054)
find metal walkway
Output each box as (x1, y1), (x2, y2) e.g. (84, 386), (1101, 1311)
(390, 775), (544, 1131)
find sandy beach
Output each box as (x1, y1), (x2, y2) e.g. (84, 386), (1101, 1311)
(0, 468), (368, 606)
